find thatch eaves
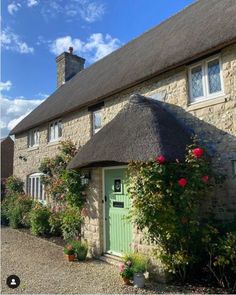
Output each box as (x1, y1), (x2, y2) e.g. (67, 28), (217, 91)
(67, 94), (191, 169)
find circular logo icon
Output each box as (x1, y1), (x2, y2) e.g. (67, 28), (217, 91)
(6, 275), (20, 289)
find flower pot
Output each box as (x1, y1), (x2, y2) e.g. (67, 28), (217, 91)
(65, 254), (75, 261)
(122, 277), (131, 285)
(133, 272), (145, 288)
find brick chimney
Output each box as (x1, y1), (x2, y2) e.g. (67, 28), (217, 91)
(56, 47), (85, 88)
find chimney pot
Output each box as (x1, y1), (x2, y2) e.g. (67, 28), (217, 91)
(69, 47), (73, 54)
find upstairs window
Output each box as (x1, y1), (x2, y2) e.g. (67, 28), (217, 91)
(189, 56), (223, 103)
(27, 173), (46, 203)
(49, 120), (62, 142)
(93, 110), (102, 134)
(28, 129), (39, 148)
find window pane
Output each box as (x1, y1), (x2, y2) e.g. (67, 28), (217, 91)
(32, 178), (35, 199)
(28, 131), (32, 147)
(94, 111), (102, 133)
(50, 124), (54, 141)
(191, 66), (203, 99)
(58, 121), (62, 138)
(208, 59), (221, 93)
(54, 122), (58, 139)
(34, 130), (39, 145)
(36, 177), (39, 200)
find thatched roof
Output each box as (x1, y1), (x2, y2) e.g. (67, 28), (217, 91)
(67, 94), (191, 169)
(11, 0), (236, 135)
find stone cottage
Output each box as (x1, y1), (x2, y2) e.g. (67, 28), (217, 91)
(10, 0), (236, 261)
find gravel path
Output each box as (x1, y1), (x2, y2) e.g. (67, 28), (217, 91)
(1, 226), (225, 294)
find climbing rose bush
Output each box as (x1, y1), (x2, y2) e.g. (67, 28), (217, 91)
(128, 141), (224, 282)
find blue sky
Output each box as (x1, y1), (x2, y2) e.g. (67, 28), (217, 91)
(1, 0), (194, 137)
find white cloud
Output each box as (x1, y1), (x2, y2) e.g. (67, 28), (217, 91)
(8, 2), (21, 15)
(0, 81), (12, 92)
(41, 0), (105, 22)
(84, 33), (121, 62)
(50, 36), (84, 55)
(27, 0), (39, 7)
(0, 96), (44, 137)
(50, 33), (121, 63)
(1, 27), (34, 54)
(77, 0), (105, 23)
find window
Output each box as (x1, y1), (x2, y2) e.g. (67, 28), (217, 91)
(189, 56), (223, 103)
(28, 129), (39, 148)
(93, 110), (102, 134)
(49, 120), (62, 142)
(27, 173), (45, 203)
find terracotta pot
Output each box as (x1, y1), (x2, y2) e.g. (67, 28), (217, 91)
(65, 254), (75, 261)
(122, 277), (131, 285)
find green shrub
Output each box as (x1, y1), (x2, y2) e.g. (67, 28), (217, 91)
(6, 176), (24, 195)
(71, 240), (88, 261)
(49, 211), (63, 236)
(127, 141), (225, 282)
(202, 225), (236, 292)
(30, 203), (51, 236)
(61, 206), (83, 241)
(2, 194), (33, 228)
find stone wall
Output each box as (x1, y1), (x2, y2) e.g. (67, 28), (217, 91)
(14, 43), (236, 259)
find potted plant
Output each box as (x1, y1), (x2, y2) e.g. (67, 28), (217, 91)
(64, 244), (75, 261)
(72, 241), (88, 261)
(119, 262), (133, 285)
(132, 254), (148, 288)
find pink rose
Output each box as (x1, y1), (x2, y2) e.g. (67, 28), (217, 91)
(119, 264), (125, 272)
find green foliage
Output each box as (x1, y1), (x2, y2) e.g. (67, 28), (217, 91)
(49, 211), (63, 236)
(71, 240), (88, 261)
(64, 244), (75, 255)
(29, 203), (51, 236)
(6, 176), (24, 195)
(127, 140), (224, 282)
(62, 169), (86, 208)
(38, 140), (86, 209)
(202, 225), (236, 291)
(119, 264), (134, 279)
(123, 252), (148, 273)
(2, 194), (34, 228)
(61, 206), (83, 241)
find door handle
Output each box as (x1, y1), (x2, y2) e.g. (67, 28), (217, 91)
(105, 195), (107, 202)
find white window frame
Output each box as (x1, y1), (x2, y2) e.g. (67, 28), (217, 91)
(93, 110), (102, 134)
(188, 55), (224, 104)
(27, 173), (46, 203)
(49, 119), (62, 142)
(28, 129), (39, 148)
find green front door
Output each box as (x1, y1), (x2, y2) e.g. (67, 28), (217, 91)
(104, 168), (132, 255)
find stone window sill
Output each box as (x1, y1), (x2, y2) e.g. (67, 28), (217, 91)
(27, 146), (39, 151)
(187, 95), (227, 111)
(47, 140), (61, 147)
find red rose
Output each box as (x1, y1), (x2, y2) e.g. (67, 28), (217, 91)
(155, 155), (166, 164)
(178, 178), (187, 187)
(201, 175), (209, 183)
(192, 148), (204, 158)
